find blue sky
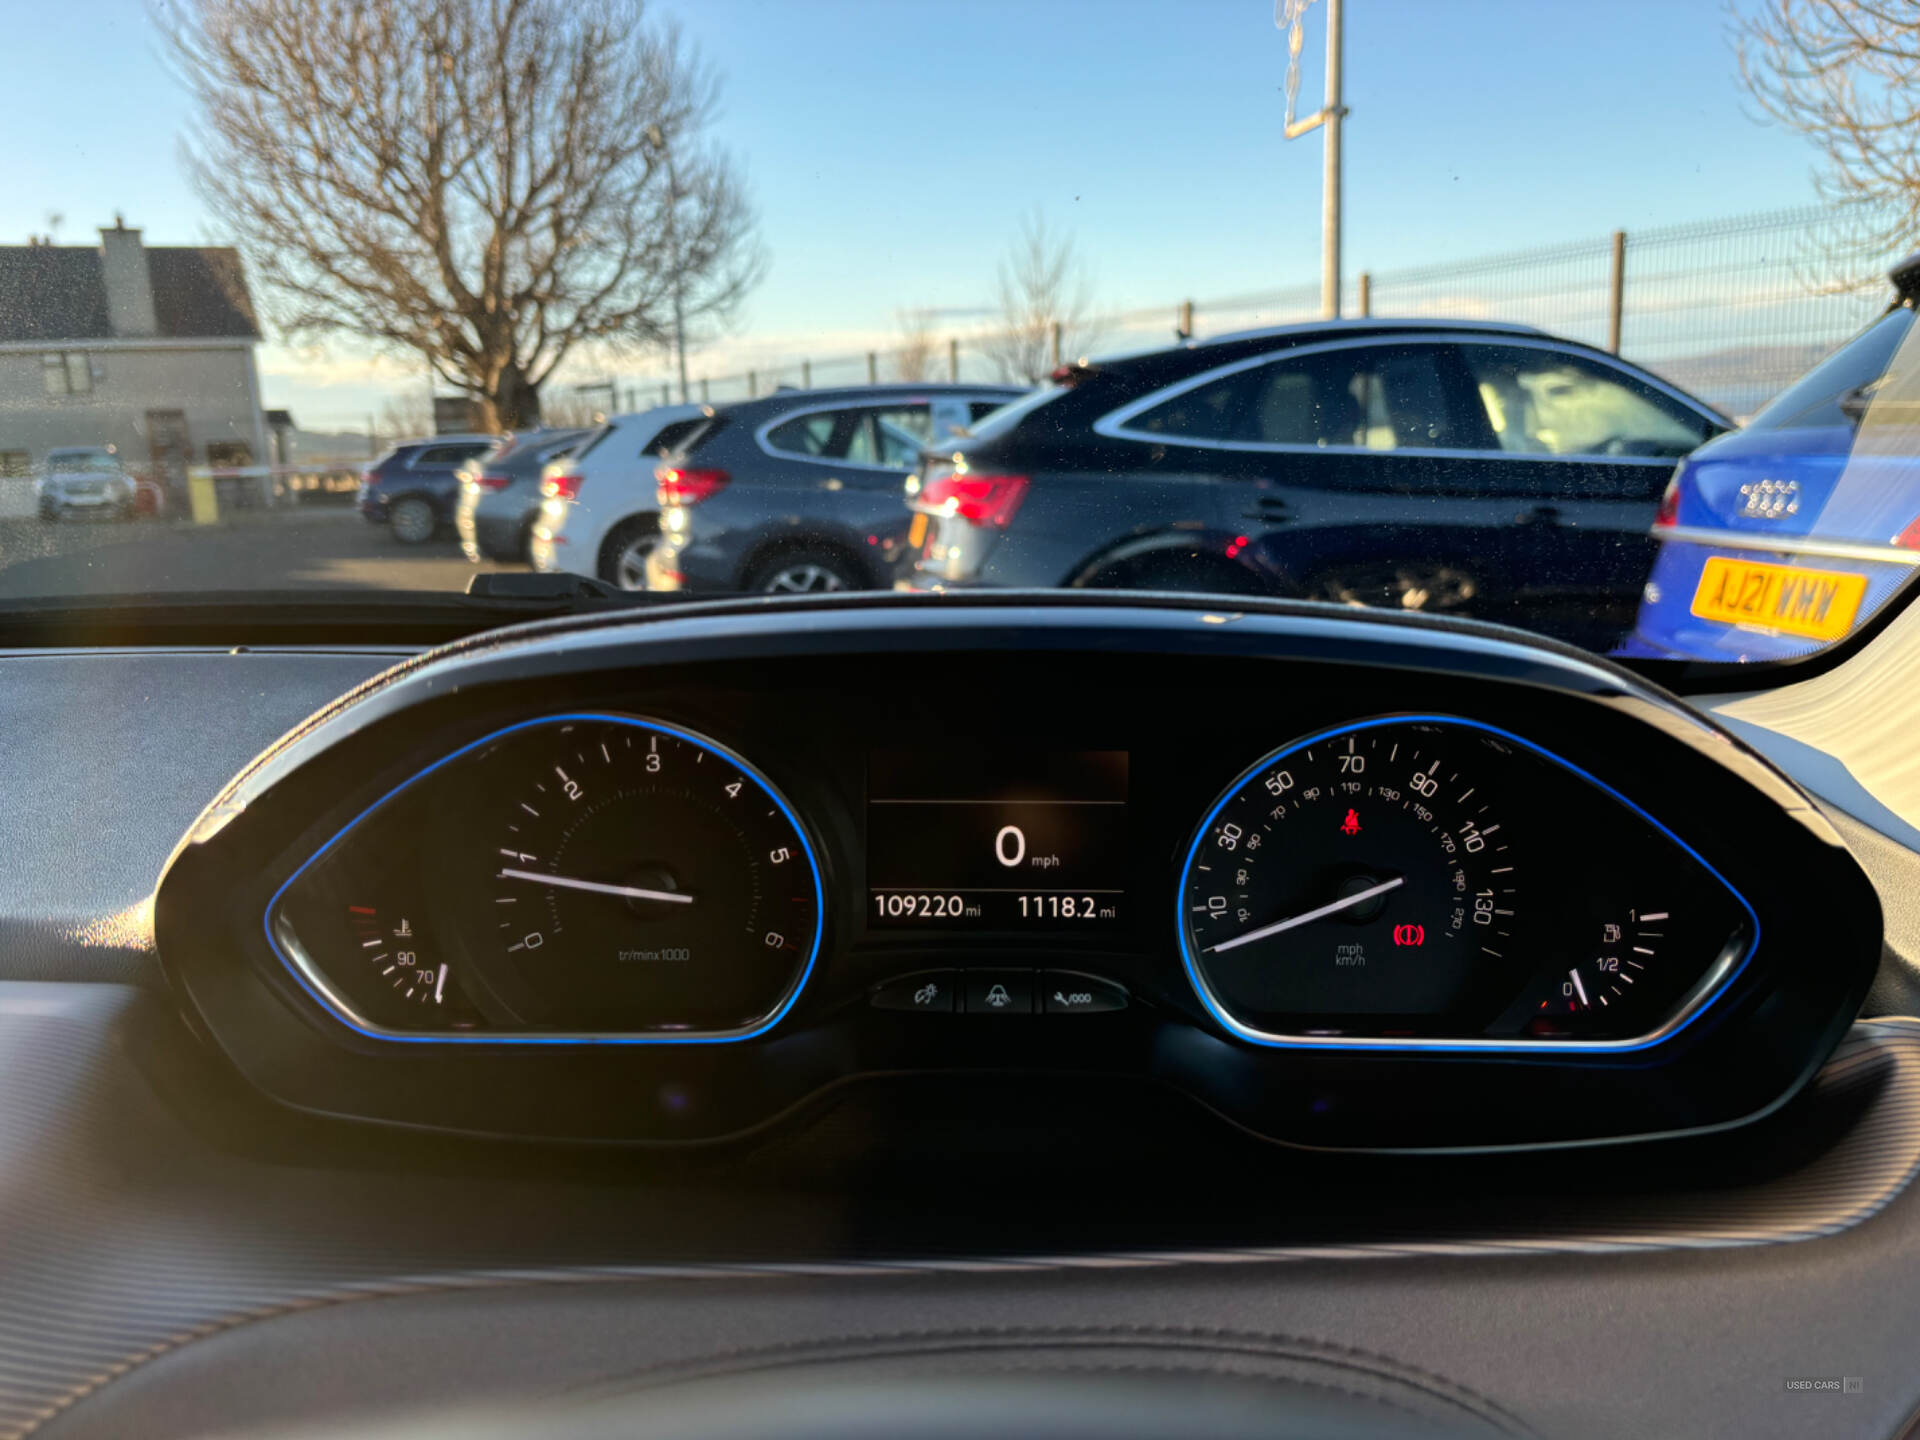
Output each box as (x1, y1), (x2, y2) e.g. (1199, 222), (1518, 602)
(0, 0), (1826, 422)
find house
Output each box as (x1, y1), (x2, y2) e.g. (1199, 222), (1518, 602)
(0, 217), (266, 491)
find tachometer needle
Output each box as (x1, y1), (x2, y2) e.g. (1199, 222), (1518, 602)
(497, 867), (694, 905)
(1205, 876), (1405, 954)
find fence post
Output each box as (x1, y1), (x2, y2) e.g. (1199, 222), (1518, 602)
(700, 377), (709, 403)
(749, 370), (758, 397)
(1608, 229), (1626, 354)
(1177, 299), (1194, 340)
(948, 338), (959, 382)
(1049, 321), (1062, 372)
(867, 351), (878, 385)
(660, 382), (670, 406)
(801, 359), (811, 389)
(1357, 272), (1371, 317)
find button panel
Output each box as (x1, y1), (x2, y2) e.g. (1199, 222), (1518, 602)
(1041, 970), (1129, 1014)
(869, 970), (957, 1013)
(964, 970), (1035, 1015)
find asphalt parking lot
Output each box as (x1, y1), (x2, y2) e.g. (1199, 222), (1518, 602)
(0, 505), (512, 599)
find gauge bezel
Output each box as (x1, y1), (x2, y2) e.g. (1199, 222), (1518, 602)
(1174, 713), (1762, 1053)
(262, 712), (828, 1045)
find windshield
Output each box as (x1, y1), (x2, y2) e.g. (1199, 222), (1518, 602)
(3, 0), (1916, 668)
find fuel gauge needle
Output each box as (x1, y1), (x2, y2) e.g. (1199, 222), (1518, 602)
(1206, 876), (1405, 954)
(497, 868), (694, 905)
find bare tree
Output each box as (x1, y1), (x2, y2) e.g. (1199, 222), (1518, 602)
(165, 0), (763, 429)
(1735, 1), (1920, 269)
(982, 211), (1096, 385)
(377, 391), (434, 442)
(894, 307), (936, 382)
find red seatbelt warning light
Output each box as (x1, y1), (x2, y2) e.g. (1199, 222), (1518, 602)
(1339, 808), (1361, 836)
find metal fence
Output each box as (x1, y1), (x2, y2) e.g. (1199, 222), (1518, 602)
(592, 202), (1898, 421)
(293, 201), (1898, 450)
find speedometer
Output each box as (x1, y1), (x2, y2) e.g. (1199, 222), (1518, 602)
(1177, 715), (1755, 1050)
(1181, 719), (1519, 1038)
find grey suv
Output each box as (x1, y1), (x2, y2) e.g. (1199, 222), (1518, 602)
(647, 383), (1025, 593)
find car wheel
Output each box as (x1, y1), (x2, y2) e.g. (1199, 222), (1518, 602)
(389, 496), (436, 545)
(598, 517), (660, 591)
(749, 548), (862, 594)
(1305, 560), (1480, 614)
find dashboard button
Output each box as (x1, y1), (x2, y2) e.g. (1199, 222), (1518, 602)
(964, 970), (1035, 1015)
(871, 970), (957, 1013)
(1041, 971), (1128, 1014)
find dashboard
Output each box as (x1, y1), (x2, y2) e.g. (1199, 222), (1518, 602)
(155, 595), (1880, 1151)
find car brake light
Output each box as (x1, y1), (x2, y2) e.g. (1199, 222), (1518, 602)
(1653, 470), (1682, 529)
(475, 473), (512, 491)
(920, 472), (1030, 528)
(540, 471), (584, 501)
(656, 466), (731, 505)
(1896, 516), (1920, 550)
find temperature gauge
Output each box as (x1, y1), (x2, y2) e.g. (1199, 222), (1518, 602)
(347, 905), (450, 1007)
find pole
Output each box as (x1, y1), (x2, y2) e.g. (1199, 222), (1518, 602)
(1357, 271), (1371, 317)
(948, 338), (959, 383)
(661, 382), (670, 406)
(700, 377), (709, 403)
(666, 155), (690, 404)
(1321, 0), (1344, 319)
(748, 370), (757, 398)
(867, 351), (878, 385)
(1177, 299), (1194, 340)
(802, 359), (811, 389)
(1049, 321), (1063, 373)
(1607, 229), (1627, 355)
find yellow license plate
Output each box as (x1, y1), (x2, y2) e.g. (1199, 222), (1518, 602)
(907, 512), (929, 548)
(1690, 556), (1868, 641)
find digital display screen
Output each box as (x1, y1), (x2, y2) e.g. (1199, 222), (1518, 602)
(867, 749), (1128, 928)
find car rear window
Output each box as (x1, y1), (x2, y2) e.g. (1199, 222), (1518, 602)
(647, 417), (706, 456)
(964, 385), (1067, 442)
(1747, 306), (1916, 432)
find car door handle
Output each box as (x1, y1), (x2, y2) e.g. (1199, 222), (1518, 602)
(1242, 496), (1289, 520)
(1518, 504), (1563, 525)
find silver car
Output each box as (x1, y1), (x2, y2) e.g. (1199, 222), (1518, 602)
(35, 447), (134, 522)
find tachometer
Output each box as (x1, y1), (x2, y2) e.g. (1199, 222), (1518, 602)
(471, 717), (825, 1036)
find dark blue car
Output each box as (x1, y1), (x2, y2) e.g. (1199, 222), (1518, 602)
(1622, 256), (1920, 664)
(907, 320), (1728, 653)
(357, 434), (500, 544)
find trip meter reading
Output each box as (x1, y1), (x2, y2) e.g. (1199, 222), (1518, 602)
(866, 749), (1128, 928)
(1178, 716), (1756, 1050)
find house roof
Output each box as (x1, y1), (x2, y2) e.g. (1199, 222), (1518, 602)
(0, 243), (260, 344)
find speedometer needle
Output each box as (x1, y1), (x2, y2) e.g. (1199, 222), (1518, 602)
(1205, 876), (1405, 954)
(497, 867), (694, 905)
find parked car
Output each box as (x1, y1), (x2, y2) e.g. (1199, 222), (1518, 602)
(357, 434), (501, 544)
(1621, 254), (1920, 664)
(454, 427), (592, 564)
(903, 320), (1728, 651)
(527, 404), (709, 587)
(35, 446), (135, 521)
(640, 384), (1024, 595)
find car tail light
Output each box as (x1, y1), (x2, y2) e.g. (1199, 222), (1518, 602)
(475, 473), (512, 491)
(1653, 469), (1683, 529)
(1896, 516), (1920, 550)
(919, 472), (1030, 528)
(360, 469), (378, 488)
(656, 466), (731, 505)
(540, 471), (584, 502)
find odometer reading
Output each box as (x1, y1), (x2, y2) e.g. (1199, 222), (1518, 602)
(1181, 721), (1519, 1036)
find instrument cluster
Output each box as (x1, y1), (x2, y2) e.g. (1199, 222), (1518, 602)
(155, 599), (1881, 1150)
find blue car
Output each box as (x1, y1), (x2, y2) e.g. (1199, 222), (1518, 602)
(1622, 255), (1920, 663)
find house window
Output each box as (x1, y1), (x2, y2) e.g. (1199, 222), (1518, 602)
(0, 451), (29, 478)
(41, 353), (93, 396)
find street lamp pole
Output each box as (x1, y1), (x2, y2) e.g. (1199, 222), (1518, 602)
(647, 124), (691, 405)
